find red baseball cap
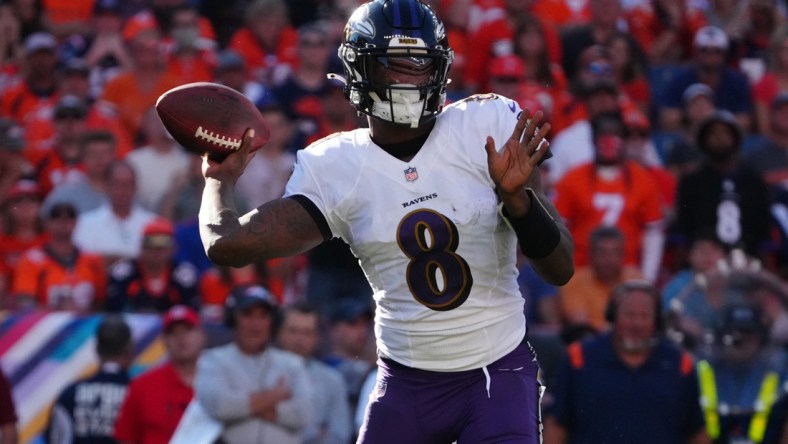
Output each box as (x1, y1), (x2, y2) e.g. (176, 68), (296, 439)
(489, 55), (525, 79)
(7, 179), (42, 201)
(143, 218), (175, 248)
(162, 305), (199, 332)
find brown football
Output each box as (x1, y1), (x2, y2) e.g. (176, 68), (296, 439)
(155, 82), (270, 161)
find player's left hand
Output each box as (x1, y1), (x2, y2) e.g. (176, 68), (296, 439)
(484, 109), (551, 197)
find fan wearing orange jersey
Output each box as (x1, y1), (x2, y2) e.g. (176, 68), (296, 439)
(554, 112), (664, 282)
(12, 202), (106, 312)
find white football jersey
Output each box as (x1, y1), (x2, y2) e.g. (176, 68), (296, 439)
(285, 94), (527, 371)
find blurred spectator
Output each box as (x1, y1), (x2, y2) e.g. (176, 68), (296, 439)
(304, 237), (372, 322)
(608, 31), (651, 116)
(46, 314), (133, 444)
(0, 119), (27, 204)
(163, 4), (216, 85)
(114, 305), (206, 444)
(696, 302), (788, 443)
(30, 95), (90, 195)
(198, 262), (268, 323)
(100, 27), (181, 143)
(463, 0), (562, 94)
(0, 357), (17, 444)
(558, 44), (649, 134)
(41, 130), (115, 217)
(731, 0), (783, 67)
(41, 0), (94, 39)
(486, 54), (527, 108)
(277, 302), (352, 444)
(559, 0), (626, 82)
(663, 235), (729, 349)
(126, 109), (190, 213)
(745, 93), (788, 277)
(0, 31), (58, 125)
(657, 26), (753, 133)
(194, 284), (312, 444)
(226, 0), (298, 87)
(12, 202), (106, 313)
(158, 155), (203, 223)
(558, 225), (644, 331)
(624, 0), (707, 65)
(510, 15), (569, 126)
(518, 260), (560, 328)
(23, 58), (133, 157)
(703, 0), (749, 45)
(212, 49), (266, 104)
(105, 218), (199, 313)
(122, 0), (216, 48)
(523, 0), (589, 29)
(672, 111), (772, 266)
(661, 83), (716, 180)
(72, 160), (157, 264)
(623, 111), (676, 225)
(545, 280), (708, 444)
(270, 22), (334, 149)
(8, 0), (46, 41)
(304, 79), (360, 146)
(752, 25), (788, 136)
(549, 74), (648, 182)
(0, 179), (45, 304)
(198, 0), (253, 48)
(0, 3), (22, 85)
(236, 108), (292, 204)
(554, 112), (664, 281)
(324, 298), (375, 422)
(71, 0), (133, 99)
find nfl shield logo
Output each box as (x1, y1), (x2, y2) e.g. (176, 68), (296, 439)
(404, 167), (418, 182)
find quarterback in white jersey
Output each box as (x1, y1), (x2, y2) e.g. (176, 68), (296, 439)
(198, 0), (574, 441)
(286, 95), (533, 371)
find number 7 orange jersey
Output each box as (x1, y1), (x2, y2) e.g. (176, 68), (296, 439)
(554, 162), (664, 268)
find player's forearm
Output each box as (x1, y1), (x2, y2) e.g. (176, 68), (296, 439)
(500, 187), (574, 286)
(530, 227), (574, 286)
(199, 178), (248, 266)
(200, 180), (325, 266)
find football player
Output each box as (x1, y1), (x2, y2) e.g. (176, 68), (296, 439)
(198, 0), (575, 442)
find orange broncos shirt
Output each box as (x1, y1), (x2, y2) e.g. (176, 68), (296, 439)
(12, 246), (106, 310)
(554, 162), (663, 267)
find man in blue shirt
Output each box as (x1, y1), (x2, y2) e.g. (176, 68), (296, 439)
(657, 26), (752, 134)
(544, 280), (709, 444)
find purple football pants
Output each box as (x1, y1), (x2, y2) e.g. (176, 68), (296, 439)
(357, 341), (542, 444)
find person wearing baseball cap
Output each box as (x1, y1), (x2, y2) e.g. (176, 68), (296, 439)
(194, 284), (312, 444)
(115, 305), (206, 444)
(657, 25), (752, 133)
(105, 218), (200, 313)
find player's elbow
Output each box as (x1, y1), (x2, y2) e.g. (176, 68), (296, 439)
(204, 238), (252, 268)
(549, 262), (574, 286)
(532, 253), (575, 286)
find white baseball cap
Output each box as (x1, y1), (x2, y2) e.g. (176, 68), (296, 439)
(694, 26), (729, 50)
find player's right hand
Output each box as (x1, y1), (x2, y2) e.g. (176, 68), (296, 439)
(202, 127), (256, 184)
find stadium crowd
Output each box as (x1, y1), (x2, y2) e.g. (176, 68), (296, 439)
(2, 0), (788, 442)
